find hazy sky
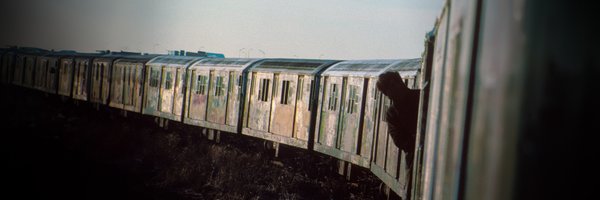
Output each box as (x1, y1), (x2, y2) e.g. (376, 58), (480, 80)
(0, 0), (442, 60)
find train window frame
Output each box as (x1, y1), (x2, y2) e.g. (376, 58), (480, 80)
(280, 80), (291, 105)
(297, 77), (303, 101)
(258, 78), (270, 102)
(215, 76), (224, 96)
(195, 74), (208, 95)
(328, 83), (338, 111)
(347, 85), (358, 114)
(164, 71), (173, 90)
(149, 68), (159, 87)
(308, 80), (314, 111)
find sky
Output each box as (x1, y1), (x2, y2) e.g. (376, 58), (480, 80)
(0, 0), (442, 60)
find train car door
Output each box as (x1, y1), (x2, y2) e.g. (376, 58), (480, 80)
(248, 72), (273, 132)
(58, 59), (73, 96)
(46, 58), (58, 93)
(188, 69), (209, 121)
(318, 76), (344, 148)
(144, 66), (161, 112)
(160, 67), (175, 114)
(226, 71), (241, 127)
(172, 67), (186, 116)
(293, 75), (313, 141)
(207, 70), (229, 123)
(111, 64), (124, 106)
(270, 73), (297, 137)
(338, 77), (365, 154)
(90, 62), (101, 101)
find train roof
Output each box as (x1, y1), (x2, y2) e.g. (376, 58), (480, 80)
(249, 58), (339, 75)
(146, 55), (203, 68)
(321, 59), (419, 77)
(189, 58), (262, 71)
(385, 58), (421, 78)
(113, 54), (160, 64)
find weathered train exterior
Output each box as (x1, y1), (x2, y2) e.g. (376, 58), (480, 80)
(242, 59), (338, 149)
(183, 58), (260, 133)
(109, 55), (158, 113)
(142, 56), (203, 121)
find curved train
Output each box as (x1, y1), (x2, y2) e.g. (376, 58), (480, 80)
(0, 46), (422, 198)
(1, 0), (591, 199)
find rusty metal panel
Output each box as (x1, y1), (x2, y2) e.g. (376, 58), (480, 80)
(159, 67), (174, 114)
(226, 71), (241, 127)
(109, 64), (125, 109)
(318, 76), (343, 147)
(338, 77), (364, 153)
(45, 57), (59, 93)
(188, 69), (209, 121)
(247, 72), (273, 132)
(173, 68), (185, 116)
(207, 70), (228, 124)
(143, 66), (161, 113)
(293, 75), (312, 141)
(34, 57), (46, 91)
(101, 62), (111, 104)
(58, 58), (73, 97)
(270, 73), (297, 137)
(374, 96), (388, 167)
(360, 79), (377, 158)
(72, 58), (90, 101)
(123, 64), (145, 112)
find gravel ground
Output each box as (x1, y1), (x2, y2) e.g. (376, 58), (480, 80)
(2, 86), (383, 200)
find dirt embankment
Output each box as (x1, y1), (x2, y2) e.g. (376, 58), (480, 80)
(2, 87), (382, 199)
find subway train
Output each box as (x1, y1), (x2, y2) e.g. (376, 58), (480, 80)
(0, 46), (422, 199)
(1, 0), (594, 199)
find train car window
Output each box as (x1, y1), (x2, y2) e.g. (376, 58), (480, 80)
(228, 73), (234, 96)
(297, 78), (303, 101)
(347, 85), (358, 114)
(280, 80), (290, 105)
(328, 83), (338, 111)
(258, 78), (270, 102)
(150, 68), (159, 87)
(308, 80), (314, 111)
(215, 76), (224, 96)
(165, 71), (173, 89)
(195, 75), (208, 95)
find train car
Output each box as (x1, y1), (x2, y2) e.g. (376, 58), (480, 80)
(142, 56), (203, 122)
(411, 0), (595, 199)
(13, 47), (48, 88)
(369, 59), (421, 199)
(241, 59), (338, 151)
(71, 53), (107, 101)
(33, 51), (78, 95)
(183, 58), (261, 133)
(108, 55), (158, 113)
(89, 52), (144, 107)
(314, 59), (420, 172)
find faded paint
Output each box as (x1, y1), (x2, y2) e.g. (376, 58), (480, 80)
(159, 67), (175, 114)
(143, 66), (161, 113)
(247, 72), (272, 132)
(226, 71), (240, 127)
(293, 75), (312, 141)
(72, 58), (91, 101)
(187, 69), (209, 121)
(207, 70), (228, 124)
(269, 73), (297, 137)
(318, 76), (343, 147)
(58, 58), (74, 97)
